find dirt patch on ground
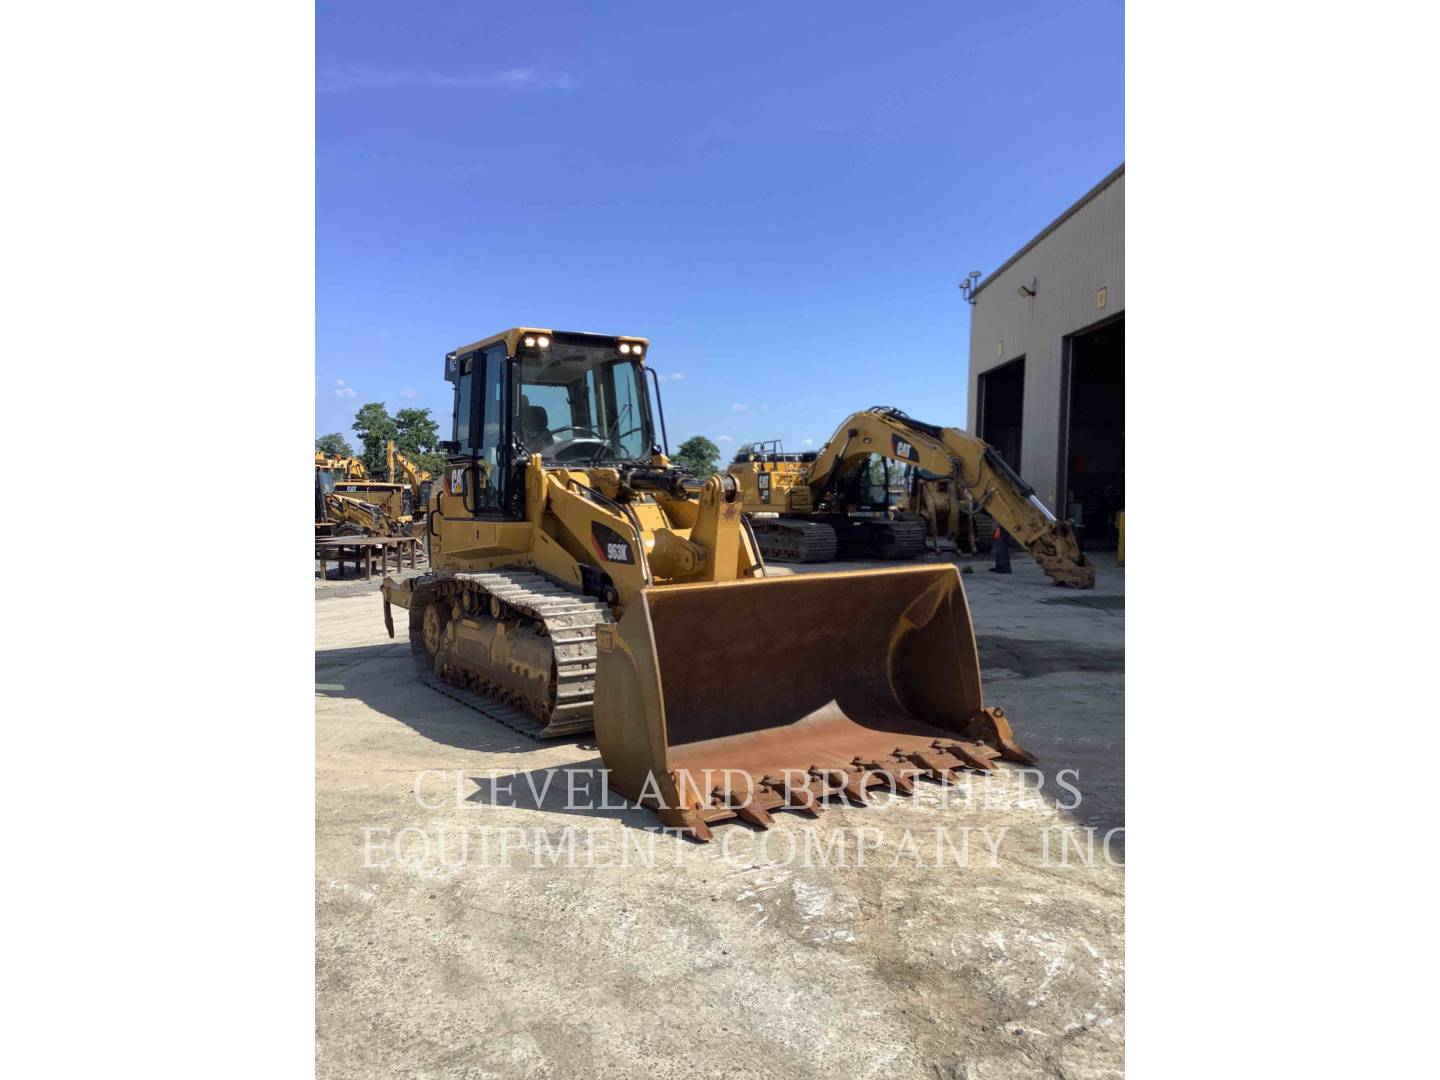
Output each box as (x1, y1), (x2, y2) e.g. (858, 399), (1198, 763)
(977, 635), (1126, 679)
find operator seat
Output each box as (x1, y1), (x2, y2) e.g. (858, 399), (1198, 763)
(520, 395), (554, 451)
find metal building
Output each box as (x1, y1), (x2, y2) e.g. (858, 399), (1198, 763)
(965, 164), (1124, 548)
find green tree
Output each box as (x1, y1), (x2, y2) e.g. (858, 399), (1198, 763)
(395, 407), (440, 454)
(395, 407), (444, 475)
(351, 403), (397, 475)
(315, 432), (354, 458)
(673, 435), (720, 478)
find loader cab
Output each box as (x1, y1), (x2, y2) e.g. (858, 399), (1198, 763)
(443, 329), (659, 520)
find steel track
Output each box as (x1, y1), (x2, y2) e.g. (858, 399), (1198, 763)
(410, 569), (613, 740)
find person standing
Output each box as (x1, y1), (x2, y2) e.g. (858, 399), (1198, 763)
(989, 524), (1012, 574)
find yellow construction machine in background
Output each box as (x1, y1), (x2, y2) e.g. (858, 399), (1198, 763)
(315, 451), (411, 538)
(729, 407), (1094, 588)
(315, 452), (368, 480)
(381, 328), (1034, 840)
(729, 440), (926, 561)
(386, 440), (433, 536)
(386, 439), (432, 488)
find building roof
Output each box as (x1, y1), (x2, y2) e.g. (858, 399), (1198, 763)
(970, 163), (1124, 300)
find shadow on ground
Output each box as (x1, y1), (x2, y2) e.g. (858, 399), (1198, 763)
(317, 641), (544, 755)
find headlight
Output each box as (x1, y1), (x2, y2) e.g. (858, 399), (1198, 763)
(523, 335), (536, 347)
(536, 335), (550, 348)
(619, 342), (632, 354)
(632, 344), (644, 356)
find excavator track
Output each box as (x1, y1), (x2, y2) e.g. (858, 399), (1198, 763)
(406, 569), (614, 740)
(748, 518), (838, 563)
(832, 516), (929, 560)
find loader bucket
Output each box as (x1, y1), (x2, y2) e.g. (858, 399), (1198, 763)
(592, 564), (1034, 840)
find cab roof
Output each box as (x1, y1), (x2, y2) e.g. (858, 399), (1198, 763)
(450, 327), (651, 357)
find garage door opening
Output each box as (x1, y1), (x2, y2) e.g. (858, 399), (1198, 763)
(978, 356), (1025, 470)
(1062, 316), (1124, 549)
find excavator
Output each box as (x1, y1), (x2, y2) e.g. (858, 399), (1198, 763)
(386, 440), (434, 534)
(730, 408), (1095, 588)
(729, 442), (927, 561)
(380, 327), (1036, 840)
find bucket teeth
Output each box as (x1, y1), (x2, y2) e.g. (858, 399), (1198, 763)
(709, 785), (776, 830)
(840, 776), (870, 805)
(903, 750), (966, 783)
(668, 809), (713, 843)
(660, 728), (1025, 842)
(734, 803), (775, 829)
(933, 739), (999, 773)
(967, 707), (1037, 765)
(852, 758), (916, 796)
(808, 766), (869, 806)
(760, 776), (823, 817)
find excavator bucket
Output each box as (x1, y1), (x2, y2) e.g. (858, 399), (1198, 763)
(592, 564), (1034, 840)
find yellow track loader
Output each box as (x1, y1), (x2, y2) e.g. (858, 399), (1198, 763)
(730, 407), (1094, 588)
(381, 329), (1034, 840)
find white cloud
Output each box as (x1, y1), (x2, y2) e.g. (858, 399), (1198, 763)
(399, 387), (418, 399)
(657, 372), (686, 383)
(760, 404), (770, 411)
(716, 435), (734, 443)
(732, 403), (748, 412)
(802, 438), (815, 447)
(334, 379), (357, 399)
(318, 62), (573, 94)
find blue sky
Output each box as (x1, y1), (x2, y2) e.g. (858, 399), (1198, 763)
(317, 0), (1123, 456)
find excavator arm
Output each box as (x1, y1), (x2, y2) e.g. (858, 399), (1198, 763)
(807, 408), (1095, 587)
(386, 440), (430, 491)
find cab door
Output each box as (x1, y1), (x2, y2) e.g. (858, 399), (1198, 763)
(446, 340), (511, 519)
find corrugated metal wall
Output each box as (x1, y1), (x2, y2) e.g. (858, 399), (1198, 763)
(966, 168), (1125, 509)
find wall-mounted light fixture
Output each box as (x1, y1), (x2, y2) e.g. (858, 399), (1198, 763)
(958, 270), (982, 305)
(1017, 277), (1038, 299)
